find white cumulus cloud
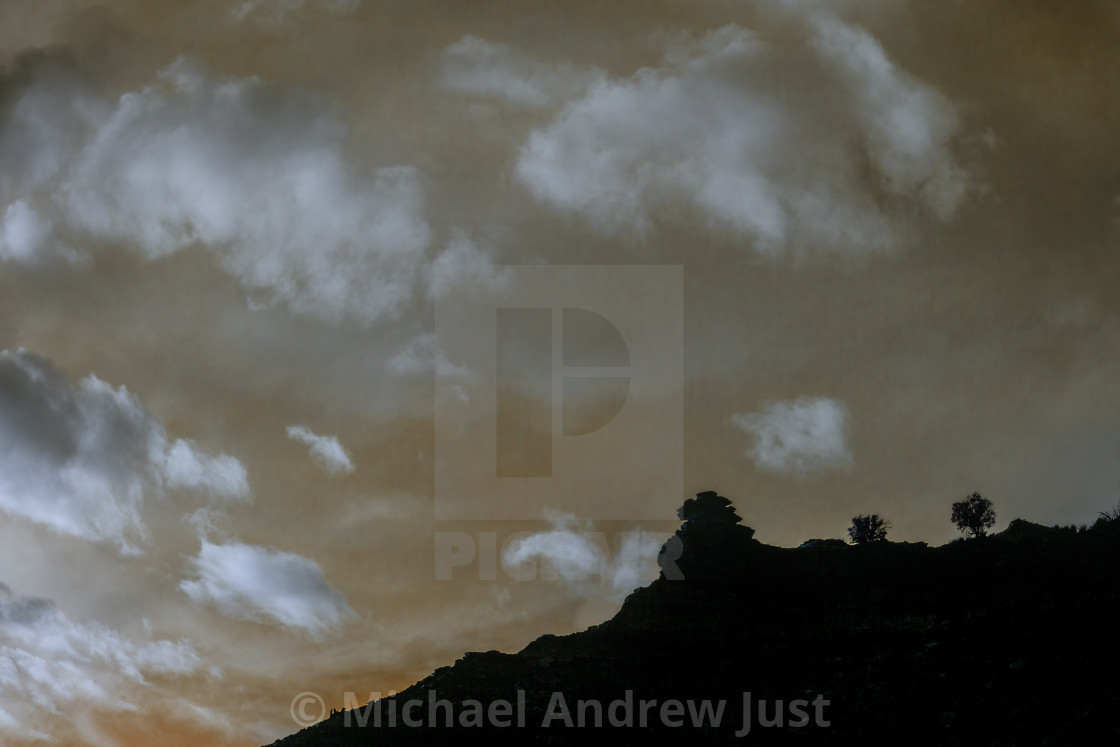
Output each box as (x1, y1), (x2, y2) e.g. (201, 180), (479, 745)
(285, 425), (354, 475)
(180, 540), (352, 635)
(731, 396), (854, 475)
(504, 529), (607, 582)
(164, 439), (251, 497)
(0, 349), (250, 553)
(502, 517), (664, 599)
(0, 57), (431, 325)
(516, 14), (974, 254)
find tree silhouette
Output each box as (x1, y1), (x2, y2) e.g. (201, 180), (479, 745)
(951, 492), (996, 538)
(848, 514), (889, 545)
(1098, 500), (1120, 523)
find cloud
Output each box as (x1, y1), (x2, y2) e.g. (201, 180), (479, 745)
(0, 55), (105, 266)
(180, 540), (352, 635)
(164, 439), (252, 497)
(233, 0), (360, 23)
(425, 233), (508, 302)
(384, 233), (508, 380)
(440, 35), (594, 108)
(609, 532), (666, 596)
(184, 507), (228, 542)
(516, 15), (974, 254)
(504, 528), (606, 582)
(731, 396), (854, 475)
(806, 12), (968, 221)
(502, 517), (664, 599)
(0, 57), (431, 325)
(0, 582), (200, 741)
(285, 425), (354, 475)
(0, 199), (69, 265)
(386, 333), (469, 378)
(0, 349), (250, 553)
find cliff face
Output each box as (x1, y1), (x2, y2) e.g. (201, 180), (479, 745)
(270, 493), (1120, 746)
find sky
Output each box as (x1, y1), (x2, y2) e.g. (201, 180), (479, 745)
(1, 0), (1119, 743)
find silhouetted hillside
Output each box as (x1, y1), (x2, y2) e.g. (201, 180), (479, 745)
(270, 492), (1120, 746)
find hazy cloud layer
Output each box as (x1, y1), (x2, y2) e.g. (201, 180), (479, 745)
(440, 35), (594, 109)
(0, 581), (200, 742)
(732, 396), (854, 475)
(0, 57), (431, 325)
(517, 13), (973, 254)
(424, 233), (508, 302)
(386, 333), (469, 378)
(0, 349), (249, 553)
(286, 425), (355, 475)
(180, 540), (353, 635)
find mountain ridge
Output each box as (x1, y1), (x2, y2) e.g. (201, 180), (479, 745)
(269, 492), (1120, 745)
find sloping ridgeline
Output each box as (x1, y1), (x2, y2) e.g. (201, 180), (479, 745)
(269, 492), (1120, 746)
